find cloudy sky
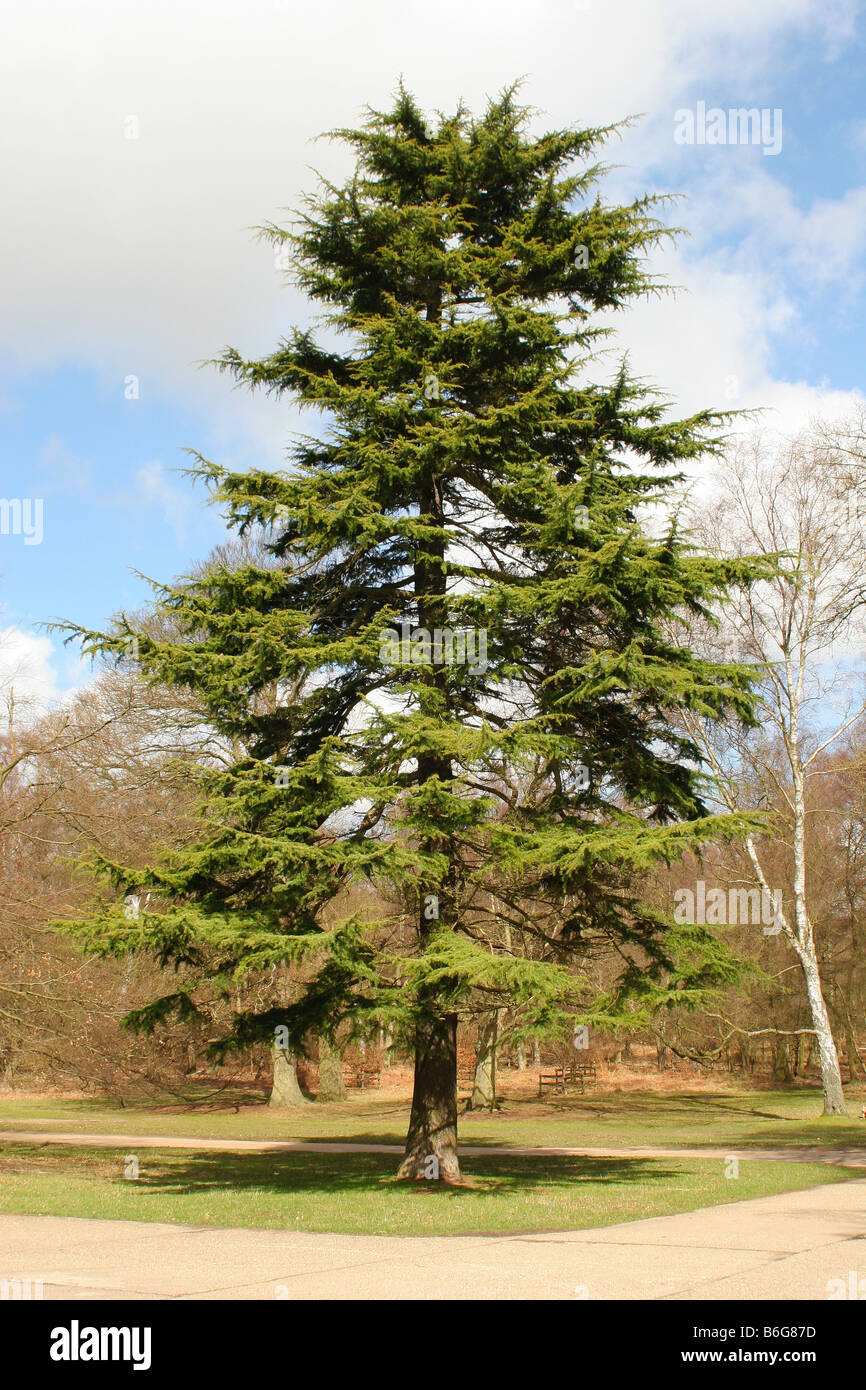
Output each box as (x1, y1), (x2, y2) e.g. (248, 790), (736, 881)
(1, 0), (865, 708)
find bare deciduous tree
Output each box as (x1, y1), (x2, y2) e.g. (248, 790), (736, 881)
(679, 428), (866, 1114)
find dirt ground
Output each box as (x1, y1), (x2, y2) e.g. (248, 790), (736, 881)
(0, 1042), (833, 1108)
(338, 1050), (822, 1103)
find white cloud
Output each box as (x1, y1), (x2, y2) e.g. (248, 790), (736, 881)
(609, 240), (863, 426)
(0, 0), (858, 465)
(672, 164), (866, 291)
(36, 435), (93, 494)
(110, 461), (195, 545)
(28, 438), (199, 543)
(605, 253), (865, 463)
(0, 625), (63, 717)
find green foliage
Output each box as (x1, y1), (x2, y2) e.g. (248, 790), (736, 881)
(53, 83), (772, 1058)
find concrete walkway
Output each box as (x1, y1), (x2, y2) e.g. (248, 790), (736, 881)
(3, 1130), (866, 1298)
(1, 1180), (865, 1300)
(2, 1128), (866, 1167)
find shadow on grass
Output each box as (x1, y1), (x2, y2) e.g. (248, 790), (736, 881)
(230, 1132), (404, 1146)
(131, 1151), (678, 1200)
(524, 1087), (857, 1129)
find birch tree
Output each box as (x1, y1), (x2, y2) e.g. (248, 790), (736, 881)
(681, 430), (866, 1114)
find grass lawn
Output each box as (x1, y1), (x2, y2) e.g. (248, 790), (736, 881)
(0, 1140), (860, 1237)
(1, 1087), (865, 1151)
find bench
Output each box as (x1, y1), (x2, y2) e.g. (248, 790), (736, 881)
(538, 1067), (585, 1098)
(344, 1064), (381, 1089)
(537, 1069), (564, 1097)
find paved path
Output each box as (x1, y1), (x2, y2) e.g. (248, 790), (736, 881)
(1, 1180), (865, 1300)
(3, 1130), (865, 1299)
(2, 1129), (866, 1167)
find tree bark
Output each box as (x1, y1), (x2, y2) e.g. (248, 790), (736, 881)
(468, 1012), (499, 1110)
(398, 406), (461, 1179)
(268, 1043), (309, 1107)
(316, 1035), (346, 1101)
(742, 836), (846, 1116)
(845, 1016), (866, 1082)
(801, 954), (846, 1113)
(772, 1036), (792, 1083)
(397, 1013), (459, 1180)
(787, 750), (847, 1112)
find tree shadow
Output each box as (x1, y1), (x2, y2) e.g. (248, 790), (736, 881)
(132, 1150), (680, 1202)
(529, 1089), (822, 1126)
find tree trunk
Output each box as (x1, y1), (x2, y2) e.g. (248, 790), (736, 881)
(743, 836), (846, 1115)
(844, 1015), (866, 1082)
(800, 955), (846, 1114)
(788, 748), (846, 1113)
(785, 1036), (795, 1081)
(468, 1012), (499, 1110)
(317, 1035), (346, 1101)
(516, 1039), (527, 1070)
(397, 1013), (459, 1180)
(531, 1036), (541, 1068)
(268, 1043), (309, 1107)
(772, 1036), (792, 1082)
(397, 336), (463, 1181)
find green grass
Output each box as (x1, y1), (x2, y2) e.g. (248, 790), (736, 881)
(1, 1087), (865, 1151)
(0, 1141), (859, 1237)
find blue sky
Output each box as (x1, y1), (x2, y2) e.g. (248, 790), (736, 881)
(1, 0), (865, 706)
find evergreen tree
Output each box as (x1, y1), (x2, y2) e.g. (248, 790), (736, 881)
(57, 84), (769, 1179)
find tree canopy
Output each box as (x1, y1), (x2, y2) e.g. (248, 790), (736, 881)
(56, 84), (771, 1176)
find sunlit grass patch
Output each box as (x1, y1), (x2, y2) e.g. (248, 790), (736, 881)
(0, 1140), (859, 1237)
